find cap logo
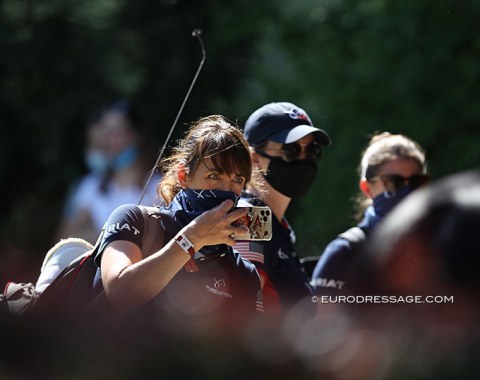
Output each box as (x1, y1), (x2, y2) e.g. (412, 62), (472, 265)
(285, 108), (310, 123)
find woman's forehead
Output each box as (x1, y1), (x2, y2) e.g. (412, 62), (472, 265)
(197, 156), (244, 175)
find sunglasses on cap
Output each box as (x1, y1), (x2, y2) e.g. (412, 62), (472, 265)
(257, 141), (323, 162)
(368, 174), (430, 193)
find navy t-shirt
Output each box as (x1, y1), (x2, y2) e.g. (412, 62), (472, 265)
(94, 204), (261, 322)
(312, 224), (370, 295)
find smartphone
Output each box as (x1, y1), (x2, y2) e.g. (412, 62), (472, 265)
(232, 206), (272, 241)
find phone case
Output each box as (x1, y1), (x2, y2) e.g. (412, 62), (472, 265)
(233, 206), (272, 241)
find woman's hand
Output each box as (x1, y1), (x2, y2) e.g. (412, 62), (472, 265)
(182, 200), (249, 250)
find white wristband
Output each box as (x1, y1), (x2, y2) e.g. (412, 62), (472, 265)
(175, 234), (195, 257)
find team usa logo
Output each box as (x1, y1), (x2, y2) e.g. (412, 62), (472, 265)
(285, 108), (311, 124)
(205, 277), (232, 298)
(277, 248), (288, 260)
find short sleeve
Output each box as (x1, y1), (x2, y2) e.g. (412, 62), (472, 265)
(93, 204), (146, 267)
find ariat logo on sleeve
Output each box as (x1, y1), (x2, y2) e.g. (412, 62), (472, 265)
(107, 222), (140, 236)
(311, 277), (346, 289)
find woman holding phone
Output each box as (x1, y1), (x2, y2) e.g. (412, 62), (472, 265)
(95, 115), (264, 329)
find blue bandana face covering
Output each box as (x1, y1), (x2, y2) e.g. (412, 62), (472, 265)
(168, 189), (240, 257)
(363, 186), (414, 230)
(373, 185), (413, 217)
(174, 189), (239, 218)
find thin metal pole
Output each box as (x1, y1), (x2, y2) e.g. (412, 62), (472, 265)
(137, 29), (206, 205)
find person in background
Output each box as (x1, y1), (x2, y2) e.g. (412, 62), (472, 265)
(57, 101), (160, 244)
(311, 132), (430, 294)
(357, 168), (480, 300)
(340, 169), (480, 379)
(235, 101), (331, 316)
(95, 115), (263, 330)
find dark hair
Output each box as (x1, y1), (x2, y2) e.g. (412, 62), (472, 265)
(92, 100), (149, 193)
(158, 115), (262, 204)
(82, 100), (144, 133)
(99, 100), (144, 133)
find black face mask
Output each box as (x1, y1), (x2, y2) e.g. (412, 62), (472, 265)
(264, 157), (318, 197)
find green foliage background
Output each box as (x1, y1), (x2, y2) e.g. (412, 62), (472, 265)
(1, 0), (479, 282)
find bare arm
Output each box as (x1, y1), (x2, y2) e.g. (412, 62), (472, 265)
(101, 200), (248, 314)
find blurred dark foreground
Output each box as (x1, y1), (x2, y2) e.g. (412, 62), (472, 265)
(1, 299), (479, 380)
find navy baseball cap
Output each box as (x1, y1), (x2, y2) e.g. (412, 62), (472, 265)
(243, 102), (331, 147)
